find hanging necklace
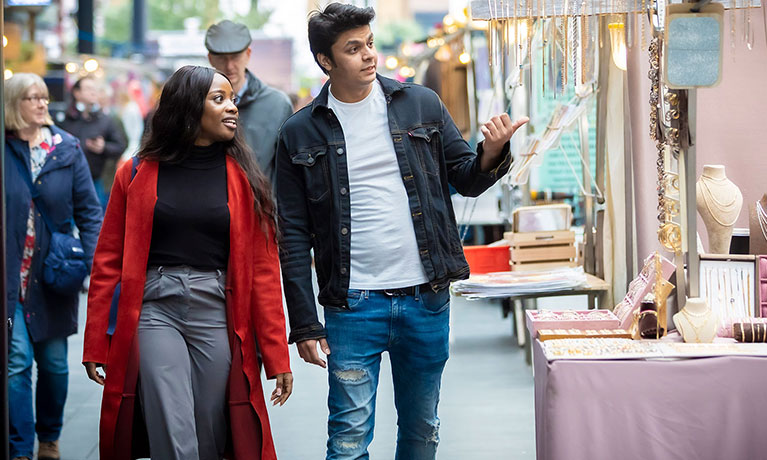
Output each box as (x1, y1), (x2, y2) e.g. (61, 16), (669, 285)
(756, 200), (767, 242)
(699, 176), (738, 207)
(698, 180), (740, 227)
(680, 309), (709, 343)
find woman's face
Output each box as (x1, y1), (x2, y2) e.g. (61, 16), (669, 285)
(19, 85), (50, 129)
(195, 73), (239, 146)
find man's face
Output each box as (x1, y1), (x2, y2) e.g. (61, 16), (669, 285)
(320, 25), (377, 92)
(74, 78), (100, 106)
(208, 48), (251, 92)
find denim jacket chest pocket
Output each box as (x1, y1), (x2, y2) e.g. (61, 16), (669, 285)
(408, 126), (442, 177)
(290, 146), (331, 202)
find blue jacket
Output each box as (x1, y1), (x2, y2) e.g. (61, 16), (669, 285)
(5, 125), (103, 342)
(276, 75), (512, 343)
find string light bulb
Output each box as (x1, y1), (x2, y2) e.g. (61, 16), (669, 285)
(398, 66), (416, 79)
(83, 58), (99, 72)
(435, 45), (452, 62)
(608, 22), (628, 71)
(385, 56), (399, 70)
(458, 52), (471, 64)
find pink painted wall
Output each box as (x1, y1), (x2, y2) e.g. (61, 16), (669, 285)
(628, 9), (767, 260)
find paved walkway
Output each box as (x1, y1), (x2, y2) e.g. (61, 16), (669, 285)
(55, 294), (535, 459)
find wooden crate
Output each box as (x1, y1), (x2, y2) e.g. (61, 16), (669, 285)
(504, 230), (577, 271)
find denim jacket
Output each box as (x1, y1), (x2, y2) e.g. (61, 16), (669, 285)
(276, 75), (512, 343)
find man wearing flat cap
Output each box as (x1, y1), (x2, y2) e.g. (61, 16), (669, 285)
(206, 19), (292, 183)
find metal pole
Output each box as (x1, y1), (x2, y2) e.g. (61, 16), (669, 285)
(77, 0), (95, 54)
(580, 112), (594, 275)
(622, 71), (636, 281)
(1, 5), (10, 457)
(685, 89), (699, 299)
(132, 0), (147, 55)
(595, 16), (609, 281)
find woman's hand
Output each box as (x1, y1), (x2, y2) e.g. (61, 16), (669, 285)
(271, 372), (293, 406)
(84, 362), (107, 385)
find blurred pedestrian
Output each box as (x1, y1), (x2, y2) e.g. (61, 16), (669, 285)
(4, 73), (103, 460)
(83, 65), (292, 460)
(276, 4), (528, 459)
(59, 76), (128, 208)
(205, 19), (292, 183)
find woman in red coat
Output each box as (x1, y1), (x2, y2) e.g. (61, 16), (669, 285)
(82, 65), (292, 460)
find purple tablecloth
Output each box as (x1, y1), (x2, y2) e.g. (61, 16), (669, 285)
(533, 340), (767, 460)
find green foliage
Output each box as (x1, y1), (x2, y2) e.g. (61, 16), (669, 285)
(101, 0), (271, 52)
(375, 20), (425, 51)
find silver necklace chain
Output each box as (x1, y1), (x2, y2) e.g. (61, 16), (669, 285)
(757, 200), (767, 242)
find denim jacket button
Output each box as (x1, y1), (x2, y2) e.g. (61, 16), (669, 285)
(336, 147), (344, 155)
(340, 267), (347, 274)
(340, 187), (348, 195)
(307, 156), (315, 164)
(341, 227), (349, 235)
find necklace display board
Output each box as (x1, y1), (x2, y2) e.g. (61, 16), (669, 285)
(698, 254), (760, 336)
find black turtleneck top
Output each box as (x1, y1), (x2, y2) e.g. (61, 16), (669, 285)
(147, 143), (230, 270)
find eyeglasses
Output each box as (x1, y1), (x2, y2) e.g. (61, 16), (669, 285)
(22, 96), (50, 104)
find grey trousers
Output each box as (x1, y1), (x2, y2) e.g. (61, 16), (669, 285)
(138, 266), (231, 460)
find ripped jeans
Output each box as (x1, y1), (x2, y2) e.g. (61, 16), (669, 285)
(323, 287), (450, 460)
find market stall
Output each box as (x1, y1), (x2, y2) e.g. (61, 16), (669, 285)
(533, 336), (767, 460)
(464, 0), (767, 457)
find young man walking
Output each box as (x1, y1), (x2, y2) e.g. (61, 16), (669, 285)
(276, 4), (528, 459)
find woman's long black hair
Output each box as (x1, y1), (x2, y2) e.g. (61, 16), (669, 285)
(139, 65), (276, 235)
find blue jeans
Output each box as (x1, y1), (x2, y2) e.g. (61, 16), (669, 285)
(8, 302), (69, 459)
(92, 177), (109, 210)
(324, 287), (450, 460)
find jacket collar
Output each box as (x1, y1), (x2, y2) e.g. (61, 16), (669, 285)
(6, 125), (79, 160)
(237, 69), (265, 107)
(310, 74), (408, 114)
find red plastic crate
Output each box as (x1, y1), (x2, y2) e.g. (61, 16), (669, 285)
(463, 245), (511, 274)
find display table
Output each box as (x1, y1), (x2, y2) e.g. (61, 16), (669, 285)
(533, 338), (767, 460)
(501, 273), (610, 310)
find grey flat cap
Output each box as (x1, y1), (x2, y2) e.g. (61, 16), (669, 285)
(205, 20), (252, 54)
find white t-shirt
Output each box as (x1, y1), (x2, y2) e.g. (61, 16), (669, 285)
(328, 81), (429, 289)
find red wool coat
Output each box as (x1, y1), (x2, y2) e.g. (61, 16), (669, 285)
(83, 157), (290, 460)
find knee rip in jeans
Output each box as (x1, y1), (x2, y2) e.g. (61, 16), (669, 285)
(333, 437), (362, 451)
(333, 368), (367, 383)
(408, 420), (440, 445)
(427, 421), (440, 444)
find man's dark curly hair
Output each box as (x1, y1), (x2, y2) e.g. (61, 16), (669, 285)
(308, 3), (376, 75)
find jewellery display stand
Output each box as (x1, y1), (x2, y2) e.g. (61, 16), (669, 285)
(698, 255), (759, 336)
(749, 194), (767, 255)
(673, 297), (718, 343)
(696, 165), (743, 254)
(613, 252), (675, 330)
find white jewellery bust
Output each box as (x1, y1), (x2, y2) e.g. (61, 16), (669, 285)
(673, 297), (718, 343)
(696, 165), (743, 254)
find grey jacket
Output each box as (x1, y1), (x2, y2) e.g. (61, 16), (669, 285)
(238, 70), (293, 183)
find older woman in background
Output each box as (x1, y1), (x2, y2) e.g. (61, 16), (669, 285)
(4, 73), (102, 460)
